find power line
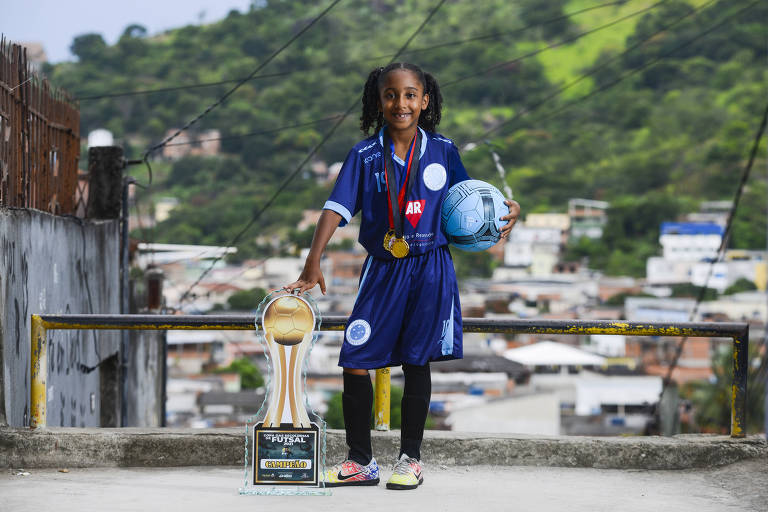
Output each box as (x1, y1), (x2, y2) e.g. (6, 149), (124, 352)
(660, 100), (768, 393)
(163, 115), (343, 147)
(176, 0), (449, 307)
(167, 0), (724, 282)
(142, 0), (342, 162)
(443, 0), (669, 88)
(176, 0), (754, 306)
(461, 0), (730, 146)
(120, 0), (657, 151)
(75, 1), (623, 102)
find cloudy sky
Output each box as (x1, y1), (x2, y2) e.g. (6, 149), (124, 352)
(4, 0), (254, 63)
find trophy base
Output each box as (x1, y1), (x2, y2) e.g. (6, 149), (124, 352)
(253, 422), (320, 486)
(238, 486), (332, 496)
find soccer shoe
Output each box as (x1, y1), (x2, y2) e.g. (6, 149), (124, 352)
(386, 454), (423, 490)
(323, 458), (380, 487)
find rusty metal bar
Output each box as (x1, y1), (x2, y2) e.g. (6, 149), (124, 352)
(0, 37), (79, 215)
(30, 314), (749, 437)
(29, 315), (48, 429)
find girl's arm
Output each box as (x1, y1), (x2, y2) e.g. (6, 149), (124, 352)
(284, 209), (343, 295)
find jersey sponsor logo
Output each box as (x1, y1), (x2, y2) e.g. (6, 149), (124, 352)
(405, 200), (425, 228)
(346, 319), (371, 346)
(422, 163), (447, 191)
(358, 142), (377, 153)
(364, 152), (381, 164)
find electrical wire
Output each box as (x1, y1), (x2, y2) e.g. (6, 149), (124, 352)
(111, 0), (662, 151)
(172, 0), (741, 302)
(162, 115), (343, 147)
(659, 100), (768, 396)
(443, 0), (669, 88)
(176, 0), (449, 307)
(74, 1), (623, 102)
(461, 0), (731, 146)
(142, 0), (342, 162)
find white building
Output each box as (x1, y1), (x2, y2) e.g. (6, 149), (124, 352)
(569, 198), (609, 240)
(624, 297), (696, 323)
(659, 222), (723, 261)
(504, 224), (562, 273)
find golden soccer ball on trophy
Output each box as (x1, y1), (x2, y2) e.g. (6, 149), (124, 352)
(262, 295), (314, 346)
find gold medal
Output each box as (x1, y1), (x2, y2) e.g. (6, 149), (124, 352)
(390, 237), (410, 258)
(383, 229), (394, 251)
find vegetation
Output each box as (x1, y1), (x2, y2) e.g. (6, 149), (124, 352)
(683, 345), (765, 434)
(226, 287), (267, 311)
(214, 357), (265, 389)
(722, 277), (758, 295)
(46, 0), (767, 270)
(324, 384), (434, 430)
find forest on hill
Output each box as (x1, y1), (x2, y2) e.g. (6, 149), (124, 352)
(46, 0), (767, 276)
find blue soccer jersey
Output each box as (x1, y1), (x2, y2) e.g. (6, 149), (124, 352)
(324, 127), (470, 259)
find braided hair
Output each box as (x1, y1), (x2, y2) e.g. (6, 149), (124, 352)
(359, 62), (443, 135)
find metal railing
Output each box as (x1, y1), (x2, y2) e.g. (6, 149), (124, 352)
(1, 38), (81, 216)
(30, 314), (749, 437)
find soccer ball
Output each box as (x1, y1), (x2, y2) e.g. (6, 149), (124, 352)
(261, 295), (315, 346)
(441, 179), (507, 252)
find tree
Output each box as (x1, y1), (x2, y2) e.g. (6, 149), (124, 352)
(684, 345), (765, 434)
(451, 248), (497, 279)
(669, 283), (718, 301)
(214, 357), (264, 389)
(723, 278), (757, 295)
(517, 0), (573, 40)
(70, 33), (107, 62)
(227, 288), (267, 311)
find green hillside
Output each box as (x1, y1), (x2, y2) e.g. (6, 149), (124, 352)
(47, 0), (767, 275)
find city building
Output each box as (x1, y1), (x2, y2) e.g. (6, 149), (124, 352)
(568, 198), (609, 240)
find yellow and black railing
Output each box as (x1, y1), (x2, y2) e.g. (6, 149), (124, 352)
(30, 314), (750, 437)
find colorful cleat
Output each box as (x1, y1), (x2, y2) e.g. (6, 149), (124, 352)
(386, 454), (423, 490)
(323, 458), (380, 487)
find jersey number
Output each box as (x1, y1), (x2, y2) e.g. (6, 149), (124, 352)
(374, 172), (387, 193)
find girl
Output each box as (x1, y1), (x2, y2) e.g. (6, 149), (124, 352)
(286, 62), (520, 490)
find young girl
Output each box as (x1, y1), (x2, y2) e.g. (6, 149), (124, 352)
(286, 62), (519, 490)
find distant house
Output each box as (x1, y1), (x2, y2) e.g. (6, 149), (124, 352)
(568, 198), (608, 240)
(503, 340), (661, 435)
(161, 129), (221, 160)
(646, 222), (762, 292)
(503, 223), (562, 275)
(659, 222), (723, 261)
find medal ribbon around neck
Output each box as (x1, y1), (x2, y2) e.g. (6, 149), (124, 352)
(383, 130), (421, 243)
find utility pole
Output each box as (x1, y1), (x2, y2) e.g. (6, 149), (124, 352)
(87, 146), (128, 427)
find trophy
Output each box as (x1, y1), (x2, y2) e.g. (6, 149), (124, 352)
(241, 291), (329, 495)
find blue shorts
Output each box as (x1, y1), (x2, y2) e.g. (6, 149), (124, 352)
(339, 246), (463, 369)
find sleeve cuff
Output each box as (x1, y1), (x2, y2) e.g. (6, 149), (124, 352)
(323, 201), (352, 227)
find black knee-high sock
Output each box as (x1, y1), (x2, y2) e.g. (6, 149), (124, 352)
(342, 371), (373, 465)
(400, 363), (431, 460)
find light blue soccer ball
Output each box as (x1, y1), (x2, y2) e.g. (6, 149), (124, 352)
(441, 179), (507, 252)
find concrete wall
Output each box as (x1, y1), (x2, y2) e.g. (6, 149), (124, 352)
(0, 208), (121, 427)
(124, 331), (165, 427)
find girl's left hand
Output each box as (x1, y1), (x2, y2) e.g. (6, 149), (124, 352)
(499, 199), (521, 239)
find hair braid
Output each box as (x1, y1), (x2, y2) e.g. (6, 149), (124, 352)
(360, 67), (384, 135)
(419, 72), (442, 132)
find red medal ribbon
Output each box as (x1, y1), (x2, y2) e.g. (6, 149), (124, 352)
(384, 133), (418, 230)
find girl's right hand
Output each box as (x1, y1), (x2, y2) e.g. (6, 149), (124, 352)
(284, 261), (326, 295)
